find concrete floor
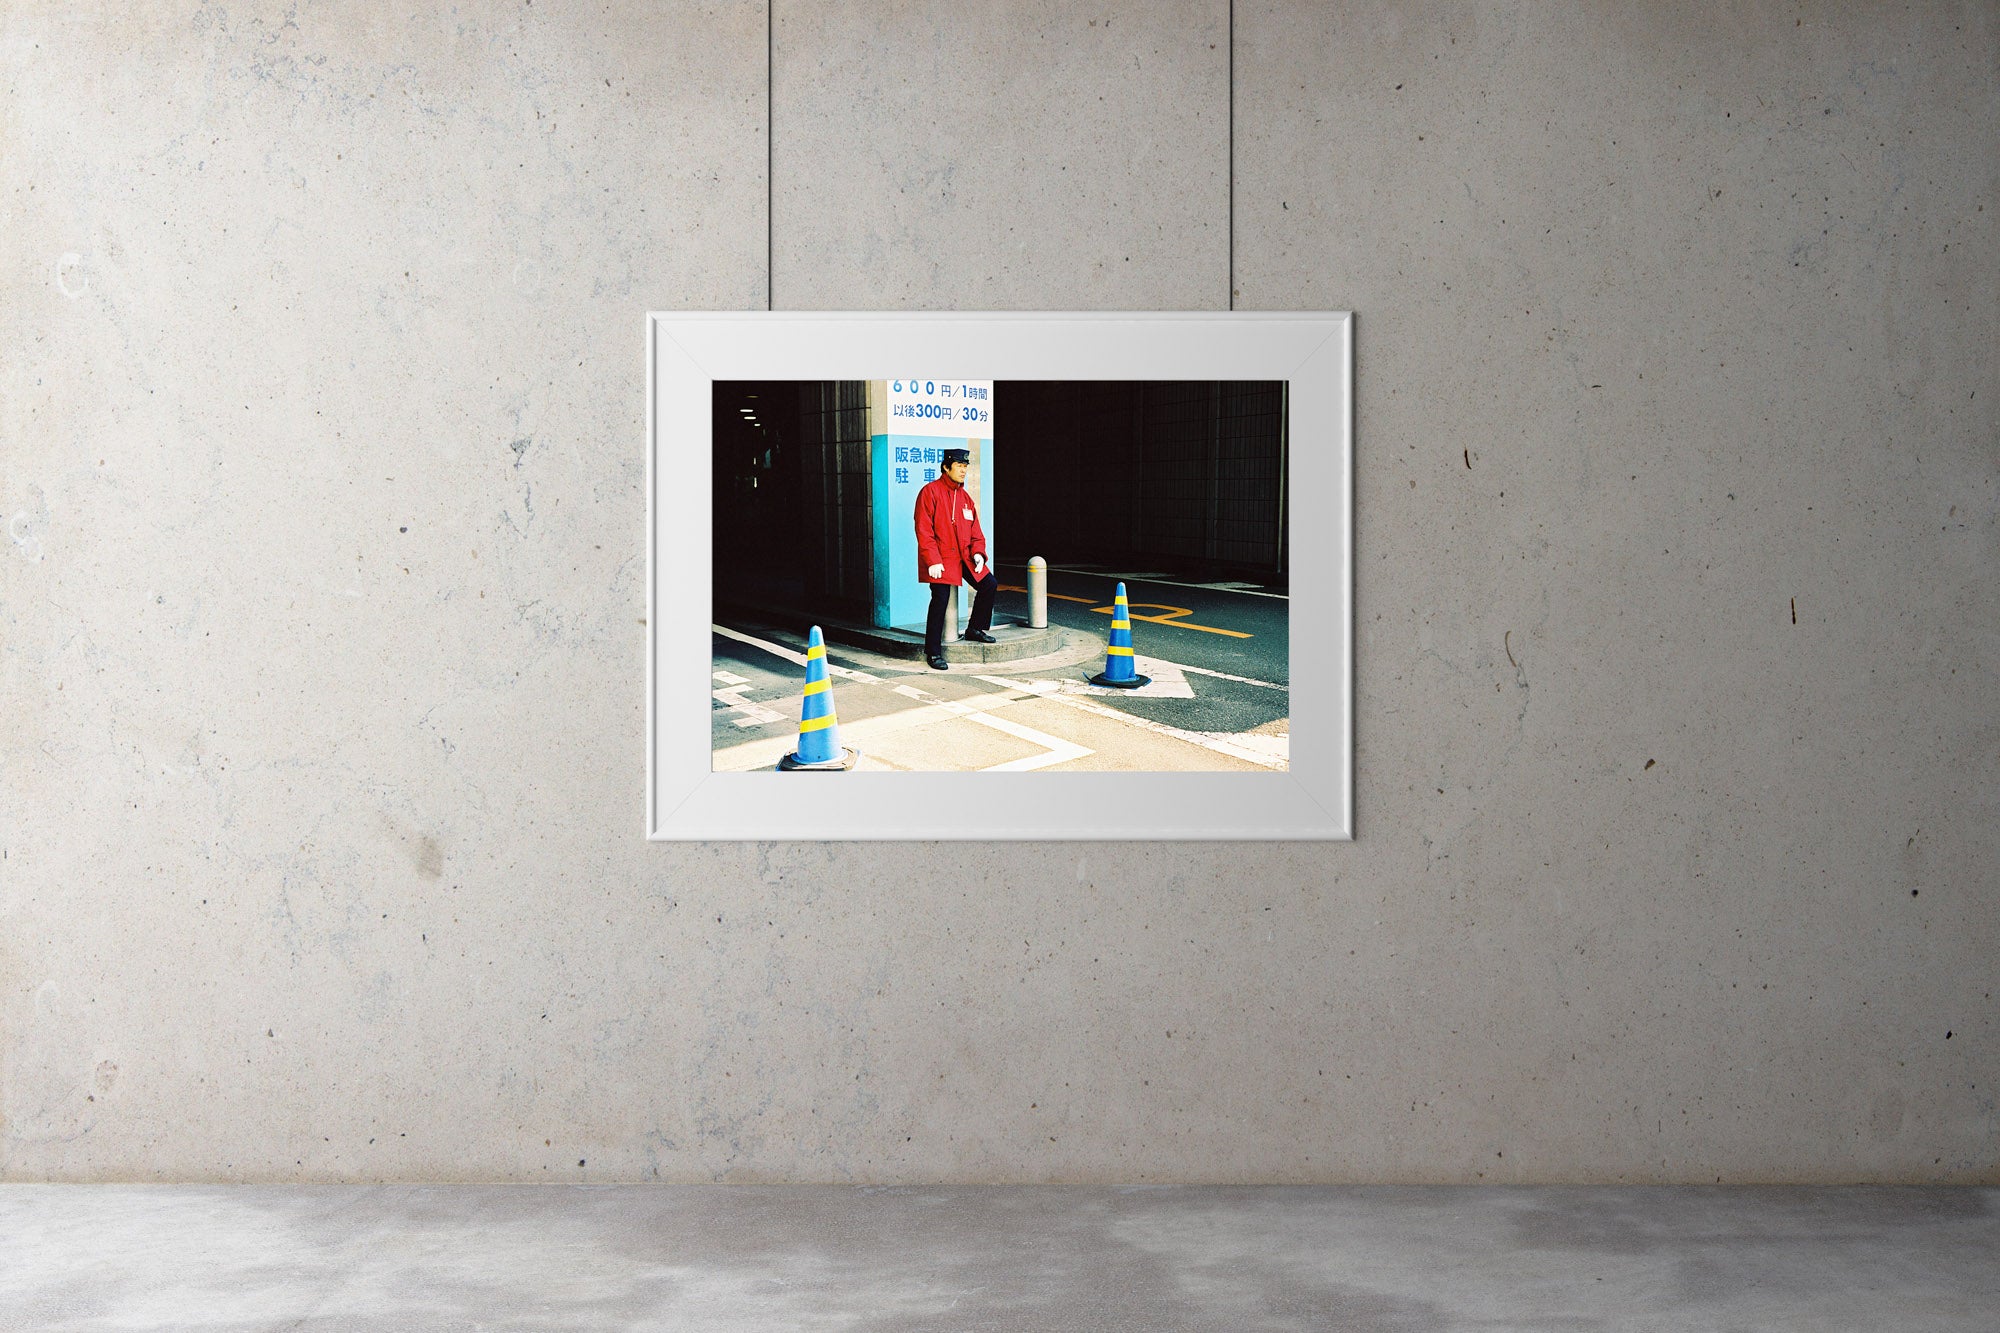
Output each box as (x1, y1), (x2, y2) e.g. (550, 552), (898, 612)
(2, 1186), (1994, 1331)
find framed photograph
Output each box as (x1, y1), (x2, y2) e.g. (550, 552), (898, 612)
(648, 312), (1351, 839)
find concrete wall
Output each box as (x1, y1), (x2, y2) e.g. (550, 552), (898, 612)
(2, 2), (1992, 1183)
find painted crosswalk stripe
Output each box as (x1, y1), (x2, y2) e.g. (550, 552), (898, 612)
(712, 624), (880, 682)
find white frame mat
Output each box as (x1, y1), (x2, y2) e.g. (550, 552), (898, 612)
(648, 312), (1353, 840)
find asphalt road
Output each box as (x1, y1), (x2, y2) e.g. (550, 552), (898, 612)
(986, 561), (1290, 739)
(990, 561), (1290, 688)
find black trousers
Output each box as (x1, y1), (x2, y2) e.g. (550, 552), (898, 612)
(926, 565), (998, 656)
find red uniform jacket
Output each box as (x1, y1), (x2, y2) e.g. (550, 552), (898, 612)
(914, 473), (988, 585)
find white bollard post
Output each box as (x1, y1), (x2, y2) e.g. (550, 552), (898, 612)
(1027, 556), (1048, 629)
(943, 583), (961, 643)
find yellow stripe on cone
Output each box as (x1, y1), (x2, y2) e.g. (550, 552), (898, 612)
(779, 625), (858, 770)
(1088, 581), (1151, 688)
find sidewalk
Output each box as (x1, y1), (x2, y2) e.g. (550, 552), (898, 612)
(714, 573), (1093, 667)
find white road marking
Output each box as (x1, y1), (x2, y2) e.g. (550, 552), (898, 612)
(712, 623), (881, 682)
(1177, 661), (1288, 691)
(891, 681), (1094, 770)
(711, 667), (1097, 772)
(712, 670), (748, 686)
(893, 682), (1026, 715)
(711, 702), (959, 770)
(1219, 730), (1290, 763)
(977, 676), (1289, 770)
(711, 684), (786, 727)
(712, 624), (1278, 771)
(710, 693), (1071, 771)
(1033, 565), (1289, 600)
(1046, 657), (1195, 700)
(969, 712), (1093, 772)
(1002, 653), (1284, 695)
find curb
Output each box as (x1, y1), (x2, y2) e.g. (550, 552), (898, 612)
(714, 598), (1083, 666)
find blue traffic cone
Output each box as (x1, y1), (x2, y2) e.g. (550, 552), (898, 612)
(778, 626), (859, 770)
(1089, 582), (1152, 688)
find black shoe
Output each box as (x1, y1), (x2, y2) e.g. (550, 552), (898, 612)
(963, 629), (997, 644)
(927, 655), (950, 670)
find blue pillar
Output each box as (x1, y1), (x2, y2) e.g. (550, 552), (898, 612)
(868, 379), (995, 632)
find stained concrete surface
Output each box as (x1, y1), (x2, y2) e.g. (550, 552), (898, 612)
(3, 1186), (1996, 1330)
(772, 0), (1228, 309)
(4, 2), (1995, 1185)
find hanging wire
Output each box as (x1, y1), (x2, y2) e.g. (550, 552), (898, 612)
(767, 1), (775, 311)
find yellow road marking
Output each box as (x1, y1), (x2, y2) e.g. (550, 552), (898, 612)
(1094, 602), (1251, 639)
(999, 583), (1094, 603)
(998, 584), (1253, 636)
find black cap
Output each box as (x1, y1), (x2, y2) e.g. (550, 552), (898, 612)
(940, 448), (971, 467)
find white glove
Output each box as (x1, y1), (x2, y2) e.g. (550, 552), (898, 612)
(927, 563), (944, 580)
(972, 553), (985, 572)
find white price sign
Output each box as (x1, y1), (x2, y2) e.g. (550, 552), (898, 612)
(885, 379), (994, 439)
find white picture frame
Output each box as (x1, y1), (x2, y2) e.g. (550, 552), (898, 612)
(648, 312), (1352, 840)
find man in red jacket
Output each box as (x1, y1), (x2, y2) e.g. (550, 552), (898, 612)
(914, 448), (998, 670)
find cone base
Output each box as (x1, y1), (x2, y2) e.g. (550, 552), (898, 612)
(1088, 672), (1152, 689)
(778, 747), (860, 771)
